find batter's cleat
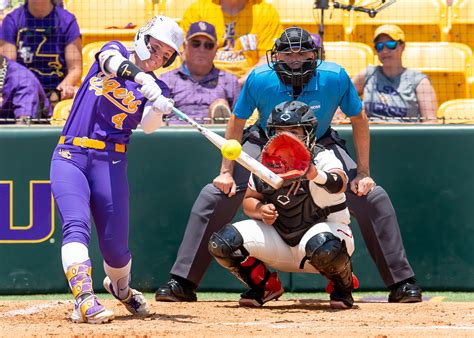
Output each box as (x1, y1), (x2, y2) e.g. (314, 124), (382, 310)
(70, 293), (115, 324)
(155, 279), (197, 302)
(329, 290), (354, 309)
(388, 279), (422, 303)
(103, 276), (151, 316)
(239, 272), (284, 307)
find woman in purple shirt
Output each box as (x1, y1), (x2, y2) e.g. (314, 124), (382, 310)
(49, 16), (183, 324)
(0, 0), (82, 105)
(0, 55), (51, 123)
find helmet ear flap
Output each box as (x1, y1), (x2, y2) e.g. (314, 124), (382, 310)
(163, 52), (177, 68)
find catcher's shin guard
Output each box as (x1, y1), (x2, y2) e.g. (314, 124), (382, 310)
(305, 232), (354, 308)
(103, 276), (150, 316)
(66, 260), (114, 324)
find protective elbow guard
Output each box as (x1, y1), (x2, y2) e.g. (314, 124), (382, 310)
(117, 60), (142, 81)
(317, 171), (344, 193)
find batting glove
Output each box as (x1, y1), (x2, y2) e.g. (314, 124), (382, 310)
(136, 73), (162, 102)
(152, 95), (174, 114)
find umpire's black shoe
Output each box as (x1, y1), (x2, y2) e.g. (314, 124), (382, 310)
(388, 279), (422, 303)
(155, 279), (197, 302)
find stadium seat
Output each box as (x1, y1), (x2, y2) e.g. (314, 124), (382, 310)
(324, 42), (374, 77)
(351, 0), (443, 45)
(64, 0), (154, 45)
(81, 40), (180, 82)
(441, 0), (474, 51)
(392, 42), (472, 105)
(156, 0), (195, 22)
(51, 99), (74, 126)
(266, 0), (357, 41)
(436, 98), (474, 123)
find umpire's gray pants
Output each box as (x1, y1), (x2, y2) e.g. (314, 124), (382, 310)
(170, 133), (414, 288)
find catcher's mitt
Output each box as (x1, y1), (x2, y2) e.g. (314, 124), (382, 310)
(261, 132), (312, 181)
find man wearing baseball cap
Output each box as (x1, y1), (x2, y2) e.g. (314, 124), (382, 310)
(352, 24), (438, 123)
(160, 21), (240, 124)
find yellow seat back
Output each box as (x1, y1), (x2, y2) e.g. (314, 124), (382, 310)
(352, 0), (443, 45)
(324, 42), (374, 78)
(65, 0), (153, 30)
(64, 0), (154, 45)
(51, 99), (74, 126)
(401, 42), (472, 104)
(437, 98), (474, 123)
(441, 0), (474, 51)
(156, 0), (195, 22)
(266, 0), (357, 41)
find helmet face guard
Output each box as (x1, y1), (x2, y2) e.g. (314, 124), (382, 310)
(267, 101), (318, 151)
(267, 27), (321, 88)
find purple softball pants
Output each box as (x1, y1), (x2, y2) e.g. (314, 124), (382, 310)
(50, 144), (131, 268)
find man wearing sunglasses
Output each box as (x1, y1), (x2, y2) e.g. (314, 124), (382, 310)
(179, 0), (283, 86)
(160, 21), (240, 124)
(352, 24), (438, 123)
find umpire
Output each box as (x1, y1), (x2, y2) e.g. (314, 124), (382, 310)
(155, 27), (422, 303)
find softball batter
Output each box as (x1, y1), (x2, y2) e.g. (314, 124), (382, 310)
(50, 16), (184, 324)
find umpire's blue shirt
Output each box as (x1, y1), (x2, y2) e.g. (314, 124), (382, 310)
(233, 61), (362, 138)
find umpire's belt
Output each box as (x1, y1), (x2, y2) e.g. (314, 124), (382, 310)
(58, 136), (126, 153)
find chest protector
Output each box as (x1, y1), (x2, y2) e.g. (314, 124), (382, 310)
(254, 146), (346, 246)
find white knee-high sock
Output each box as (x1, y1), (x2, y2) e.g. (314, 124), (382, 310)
(104, 259), (132, 300)
(61, 242), (89, 273)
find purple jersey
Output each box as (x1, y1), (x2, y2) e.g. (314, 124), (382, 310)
(61, 41), (170, 145)
(0, 4), (80, 90)
(0, 57), (52, 122)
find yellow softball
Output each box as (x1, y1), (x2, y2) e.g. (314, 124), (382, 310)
(221, 139), (242, 160)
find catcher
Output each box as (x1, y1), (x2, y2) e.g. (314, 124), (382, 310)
(208, 101), (357, 309)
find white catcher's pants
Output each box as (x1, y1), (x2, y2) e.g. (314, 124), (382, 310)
(233, 220), (355, 274)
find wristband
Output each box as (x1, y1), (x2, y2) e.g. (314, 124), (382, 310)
(316, 170), (344, 193)
(312, 170), (327, 184)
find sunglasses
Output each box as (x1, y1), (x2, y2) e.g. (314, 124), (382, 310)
(189, 39), (215, 50)
(375, 40), (399, 52)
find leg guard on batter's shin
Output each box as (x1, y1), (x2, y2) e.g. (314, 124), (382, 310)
(66, 260), (114, 324)
(305, 232), (354, 308)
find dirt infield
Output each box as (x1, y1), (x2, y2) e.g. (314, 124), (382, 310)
(1, 298), (473, 337)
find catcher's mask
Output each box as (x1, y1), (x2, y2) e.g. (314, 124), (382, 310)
(134, 16), (184, 67)
(266, 27), (321, 88)
(267, 101), (318, 150)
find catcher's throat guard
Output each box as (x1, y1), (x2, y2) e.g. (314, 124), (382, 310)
(261, 132), (312, 181)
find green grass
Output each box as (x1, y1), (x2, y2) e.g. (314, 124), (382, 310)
(0, 291), (473, 302)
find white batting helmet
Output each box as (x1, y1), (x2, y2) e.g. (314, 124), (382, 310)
(134, 16), (184, 66)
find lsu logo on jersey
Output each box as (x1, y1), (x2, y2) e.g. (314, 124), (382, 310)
(89, 72), (141, 114)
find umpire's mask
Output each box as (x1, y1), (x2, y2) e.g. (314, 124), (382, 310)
(267, 27), (321, 88)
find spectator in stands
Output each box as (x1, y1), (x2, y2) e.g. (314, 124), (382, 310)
(352, 24), (438, 123)
(160, 21), (240, 124)
(0, 0), (81, 108)
(0, 55), (52, 124)
(180, 0), (283, 86)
